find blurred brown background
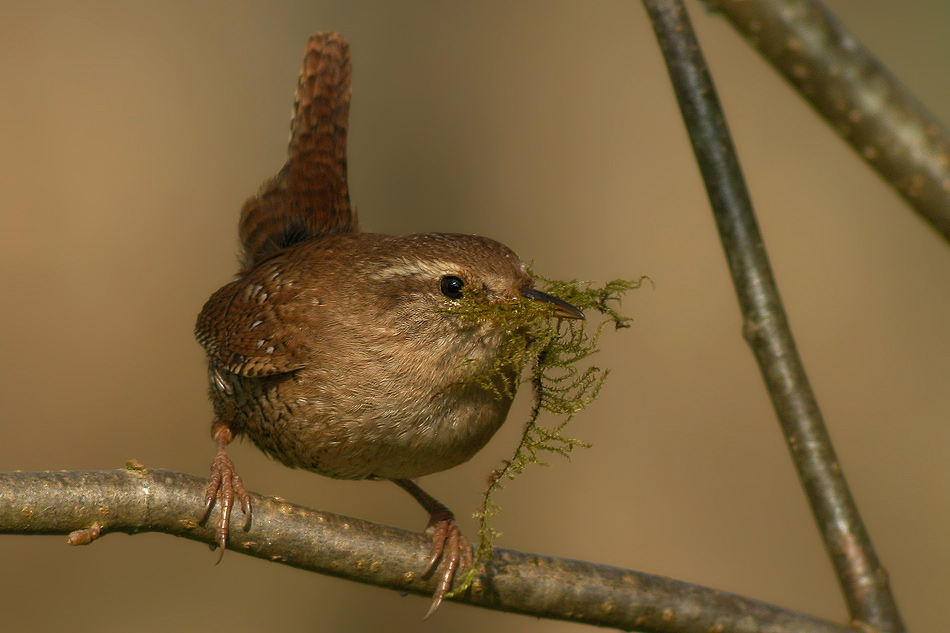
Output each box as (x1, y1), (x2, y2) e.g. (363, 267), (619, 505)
(1, 1), (947, 631)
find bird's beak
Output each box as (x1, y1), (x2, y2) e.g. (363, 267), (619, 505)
(521, 287), (585, 320)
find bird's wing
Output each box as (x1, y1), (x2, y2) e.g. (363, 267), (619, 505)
(195, 255), (320, 377)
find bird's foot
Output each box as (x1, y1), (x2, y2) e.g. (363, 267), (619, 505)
(422, 508), (473, 619)
(393, 478), (473, 617)
(200, 449), (251, 562)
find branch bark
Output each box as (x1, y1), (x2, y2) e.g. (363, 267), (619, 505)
(705, 0), (950, 242)
(0, 467), (851, 633)
(640, 2), (905, 632)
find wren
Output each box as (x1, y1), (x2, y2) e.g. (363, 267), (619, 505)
(195, 33), (582, 616)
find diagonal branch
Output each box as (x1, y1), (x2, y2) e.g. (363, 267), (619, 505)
(641, 1), (904, 632)
(705, 0), (950, 242)
(0, 467), (850, 633)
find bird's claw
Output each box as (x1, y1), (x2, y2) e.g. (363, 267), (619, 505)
(422, 510), (473, 619)
(200, 451), (251, 561)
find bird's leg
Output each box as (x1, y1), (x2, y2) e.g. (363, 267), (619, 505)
(200, 421), (252, 562)
(393, 479), (473, 618)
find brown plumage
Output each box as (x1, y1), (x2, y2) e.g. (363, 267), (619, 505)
(238, 33), (355, 268)
(196, 33), (581, 617)
(197, 232), (532, 480)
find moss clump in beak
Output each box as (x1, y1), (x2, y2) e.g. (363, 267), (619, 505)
(443, 271), (649, 594)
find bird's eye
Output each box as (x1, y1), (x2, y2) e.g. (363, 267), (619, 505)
(439, 275), (464, 299)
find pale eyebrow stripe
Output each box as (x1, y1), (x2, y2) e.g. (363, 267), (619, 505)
(370, 259), (461, 280)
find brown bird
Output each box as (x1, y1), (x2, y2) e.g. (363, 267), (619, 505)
(196, 32), (582, 617)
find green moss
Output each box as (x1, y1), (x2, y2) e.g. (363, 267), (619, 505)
(442, 270), (648, 595)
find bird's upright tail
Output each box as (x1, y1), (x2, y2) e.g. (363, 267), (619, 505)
(238, 32), (356, 268)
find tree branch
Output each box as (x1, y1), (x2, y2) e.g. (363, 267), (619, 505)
(705, 0), (950, 242)
(641, 1), (905, 632)
(0, 467), (851, 633)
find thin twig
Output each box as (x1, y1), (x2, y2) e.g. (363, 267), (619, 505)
(705, 0), (950, 242)
(640, 1), (904, 632)
(0, 468), (851, 633)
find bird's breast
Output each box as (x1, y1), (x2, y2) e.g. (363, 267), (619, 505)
(214, 321), (520, 480)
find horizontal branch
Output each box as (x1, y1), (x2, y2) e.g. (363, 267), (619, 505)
(0, 467), (850, 633)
